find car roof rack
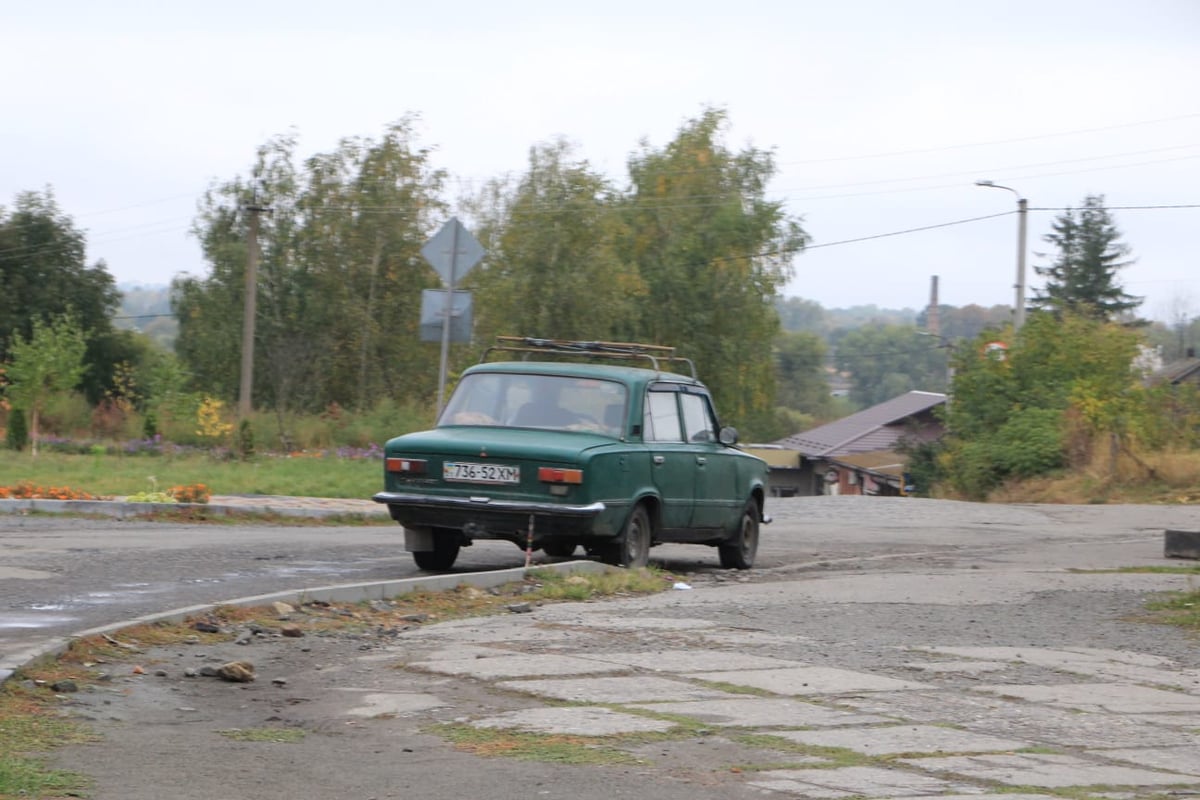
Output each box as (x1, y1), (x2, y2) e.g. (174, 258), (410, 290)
(480, 336), (697, 378)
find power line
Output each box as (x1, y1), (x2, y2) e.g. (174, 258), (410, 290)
(804, 211), (1014, 250)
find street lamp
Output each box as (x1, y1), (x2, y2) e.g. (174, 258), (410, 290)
(975, 180), (1028, 331)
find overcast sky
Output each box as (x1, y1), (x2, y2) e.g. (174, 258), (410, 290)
(4, 1), (1198, 321)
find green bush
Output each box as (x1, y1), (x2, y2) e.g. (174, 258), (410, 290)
(6, 408), (28, 451)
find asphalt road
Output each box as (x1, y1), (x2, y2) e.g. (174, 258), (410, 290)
(3, 496), (1197, 667)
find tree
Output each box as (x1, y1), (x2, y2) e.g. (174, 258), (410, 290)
(1031, 194), (1141, 320)
(467, 139), (642, 345)
(0, 189), (124, 403)
(5, 312), (88, 455)
(833, 324), (949, 407)
(622, 108), (808, 435)
(176, 120), (448, 432)
(938, 312), (1147, 498)
(774, 331), (832, 417)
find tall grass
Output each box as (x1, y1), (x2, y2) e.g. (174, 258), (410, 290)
(989, 448), (1200, 504)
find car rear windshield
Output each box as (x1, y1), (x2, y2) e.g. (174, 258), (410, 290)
(439, 372), (628, 436)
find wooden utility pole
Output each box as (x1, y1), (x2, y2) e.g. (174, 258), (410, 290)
(239, 201), (269, 419)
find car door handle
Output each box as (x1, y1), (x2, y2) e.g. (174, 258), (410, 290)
(653, 455), (665, 465)
(696, 456), (706, 465)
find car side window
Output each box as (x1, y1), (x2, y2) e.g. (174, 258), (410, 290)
(680, 392), (715, 442)
(644, 390), (682, 442)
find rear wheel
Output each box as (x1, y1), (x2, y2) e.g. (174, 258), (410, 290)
(604, 505), (651, 568)
(719, 500), (759, 570)
(412, 535), (460, 571)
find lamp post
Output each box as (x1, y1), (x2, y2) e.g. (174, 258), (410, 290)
(975, 180), (1028, 331)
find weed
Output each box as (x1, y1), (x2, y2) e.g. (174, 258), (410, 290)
(217, 727), (306, 743)
(431, 723), (637, 765)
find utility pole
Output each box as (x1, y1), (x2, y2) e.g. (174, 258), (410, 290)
(239, 199), (270, 419)
(975, 180), (1028, 331)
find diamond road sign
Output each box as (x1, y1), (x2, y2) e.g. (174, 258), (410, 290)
(421, 217), (484, 288)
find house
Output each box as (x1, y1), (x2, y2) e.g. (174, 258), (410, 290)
(1149, 348), (1200, 386)
(747, 390), (947, 497)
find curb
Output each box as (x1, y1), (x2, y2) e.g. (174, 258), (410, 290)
(0, 498), (390, 520)
(0, 560), (610, 685)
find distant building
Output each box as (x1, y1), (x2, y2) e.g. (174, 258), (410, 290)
(1148, 348), (1200, 387)
(746, 390), (947, 497)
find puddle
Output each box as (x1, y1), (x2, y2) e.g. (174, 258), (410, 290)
(0, 612), (80, 630)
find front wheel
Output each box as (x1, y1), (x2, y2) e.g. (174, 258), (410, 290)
(719, 500), (759, 570)
(604, 505), (651, 568)
(412, 536), (461, 571)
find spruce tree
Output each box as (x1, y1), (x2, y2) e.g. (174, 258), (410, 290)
(1031, 194), (1141, 320)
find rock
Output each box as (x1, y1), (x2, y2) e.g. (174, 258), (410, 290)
(271, 677), (288, 687)
(51, 680), (79, 693)
(183, 667), (199, 678)
(192, 620), (221, 633)
(507, 602), (535, 614)
(199, 666), (221, 677)
(272, 601), (295, 617)
(216, 661), (256, 683)
(280, 625), (304, 638)
(398, 613), (429, 623)
(368, 600), (392, 613)
(234, 630), (254, 646)
(154, 669), (168, 677)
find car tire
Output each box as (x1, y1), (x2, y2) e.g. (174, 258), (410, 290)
(542, 540), (579, 558)
(719, 500), (759, 570)
(605, 505), (651, 569)
(412, 535), (461, 571)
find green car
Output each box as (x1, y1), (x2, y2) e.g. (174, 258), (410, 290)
(373, 338), (770, 571)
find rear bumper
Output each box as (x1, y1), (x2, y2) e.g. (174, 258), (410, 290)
(372, 492), (605, 517)
(372, 491), (610, 542)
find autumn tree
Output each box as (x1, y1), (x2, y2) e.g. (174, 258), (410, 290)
(622, 108), (808, 435)
(466, 139), (642, 344)
(1031, 195), (1141, 320)
(176, 120), (448, 432)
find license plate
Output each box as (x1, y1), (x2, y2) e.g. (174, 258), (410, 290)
(443, 462), (520, 484)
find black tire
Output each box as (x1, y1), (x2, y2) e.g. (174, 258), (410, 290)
(719, 500), (759, 570)
(412, 536), (460, 571)
(542, 540), (579, 558)
(605, 504), (651, 568)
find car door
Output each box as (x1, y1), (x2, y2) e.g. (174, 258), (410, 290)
(643, 384), (695, 533)
(679, 389), (739, 530)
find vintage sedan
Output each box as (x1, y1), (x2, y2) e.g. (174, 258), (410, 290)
(373, 338), (770, 571)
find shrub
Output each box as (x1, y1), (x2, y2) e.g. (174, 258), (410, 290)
(6, 407), (28, 451)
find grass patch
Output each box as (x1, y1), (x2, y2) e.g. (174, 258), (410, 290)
(0, 686), (94, 798)
(728, 733), (868, 767)
(217, 727), (306, 743)
(431, 723), (638, 765)
(0, 451), (380, 500)
(1143, 590), (1200, 630)
(692, 680), (776, 697)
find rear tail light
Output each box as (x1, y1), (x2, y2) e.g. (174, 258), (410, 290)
(538, 467), (583, 484)
(386, 458), (427, 474)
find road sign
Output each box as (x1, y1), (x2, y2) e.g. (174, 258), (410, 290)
(421, 217), (484, 288)
(419, 290), (473, 343)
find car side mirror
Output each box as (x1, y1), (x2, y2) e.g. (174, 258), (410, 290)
(718, 426), (739, 445)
